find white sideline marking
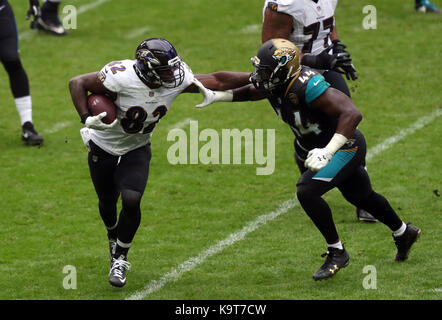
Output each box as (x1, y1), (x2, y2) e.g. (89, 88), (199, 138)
(19, 0), (111, 40)
(126, 199), (298, 300)
(126, 108), (441, 300)
(43, 121), (73, 134)
(366, 108), (442, 161)
(77, 0), (111, 14)
(239, 24), (261, 34)
(168, 118), (195, 130)
(125, 26), (152, 39)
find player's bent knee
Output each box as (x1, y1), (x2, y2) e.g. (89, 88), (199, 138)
(121, 189), (142, 210)
(296, 184), (316, 203)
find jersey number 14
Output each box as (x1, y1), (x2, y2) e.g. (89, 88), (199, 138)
(291, 111), (321, 136)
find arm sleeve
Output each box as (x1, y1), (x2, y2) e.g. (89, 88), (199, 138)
(305, 74), (330, 105)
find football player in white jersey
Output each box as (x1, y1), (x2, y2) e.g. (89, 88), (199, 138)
(262, 0), (356, 86)
(69, 37), (249, 287)
(261, 0), (377, 222)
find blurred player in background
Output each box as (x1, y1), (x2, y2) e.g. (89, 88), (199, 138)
(27, 0), (67, 36)
(415, 0), (441, 12)
(69, 37), (249, 288)
(261, 0), (377, 222)
(0, 0), (43, 145)
(192, 38), (421, 281)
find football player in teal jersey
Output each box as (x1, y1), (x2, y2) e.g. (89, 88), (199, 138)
(193, 39), (421, 281)
(261, 0), (379, 222)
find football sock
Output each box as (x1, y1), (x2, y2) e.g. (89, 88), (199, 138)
(106, 222), (118, 241)
(115, 239), (131, 258)
(98, 199), (118, 233)
(328, 241), (344, 250)
(393, 222), (407, 237)
(15, 96), (33, 125)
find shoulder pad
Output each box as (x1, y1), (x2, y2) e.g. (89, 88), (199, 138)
(286, 67), (328, 105)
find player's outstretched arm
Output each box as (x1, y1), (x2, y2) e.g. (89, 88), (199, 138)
(184, 72), (253, 108)
(191, 78), (265, 108)
(183, 72), (251, 94)
(69, 72), (117, 127)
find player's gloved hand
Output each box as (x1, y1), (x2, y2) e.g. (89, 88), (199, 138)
(85, 112), (118, 130)
(304, 148), (333, 172)
(192, 78), (233, 108)
(301, 45), (355, 80)
(332, 40), (358, 81)
(301, 46), (342, 70)
(26, 0), (41, 20)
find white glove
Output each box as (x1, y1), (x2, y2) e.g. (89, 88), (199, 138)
(304, 148), (333, 172)
(85, 112), (118, 130)
(192, 78), (233, 108)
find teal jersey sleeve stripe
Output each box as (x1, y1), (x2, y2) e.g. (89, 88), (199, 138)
(305, 75), (330, 105)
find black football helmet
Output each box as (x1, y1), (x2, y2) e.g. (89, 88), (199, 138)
(134, 38), (185, 88)
(250, 38), (301, 92)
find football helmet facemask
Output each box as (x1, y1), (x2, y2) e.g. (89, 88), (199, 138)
(250, 38), (301, 92)
(134, 38), (185, 88)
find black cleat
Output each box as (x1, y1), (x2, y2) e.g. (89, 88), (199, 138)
(313, 247), (350, 281)
(22, 121), (44, 146)
(35, 1), (67, 36)
(356, 208), (378, 222)
(109, 255), (131, 288)
(393, 224), (421, 262)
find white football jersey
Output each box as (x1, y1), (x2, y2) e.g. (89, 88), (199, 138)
(90, 59), (194, 156)
(263, 0), (338, 55)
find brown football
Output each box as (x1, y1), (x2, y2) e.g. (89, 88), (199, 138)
(87, 94), (117, 124)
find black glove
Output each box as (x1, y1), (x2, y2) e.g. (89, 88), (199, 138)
(331, 40), (358, 80)
(26, 0), (40, 22)
(301, 46), (339, 70)
(301, 43), (358, 81)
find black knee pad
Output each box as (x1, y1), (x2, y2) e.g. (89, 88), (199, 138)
(121, 189), (142, 211)
(296, 182), (317, 204)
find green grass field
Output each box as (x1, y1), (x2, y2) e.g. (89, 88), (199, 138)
(0, 0), (440, 301)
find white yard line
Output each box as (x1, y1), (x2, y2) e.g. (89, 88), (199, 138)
(168, 117), (195, 130)
(19, 0), (111, 41)
(126, 199), (298, 300)
(126, 108), (441, 300)
(366, 108), (442, 161)
(76, 0), (111, 14)
(239, 24), (261, 34)
(125, 26), (152, 39)
(42, 121), (73, 134)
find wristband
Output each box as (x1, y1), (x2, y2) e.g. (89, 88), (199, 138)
(301, 55), (317, 68)
(214, 90), (233, 102)
(324, 133), (348, 154)
(80, 112), (91, 124)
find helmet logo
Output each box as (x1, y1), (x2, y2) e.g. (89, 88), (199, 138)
(136, 49), (160, 67)
(272, 48), (296, 66)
